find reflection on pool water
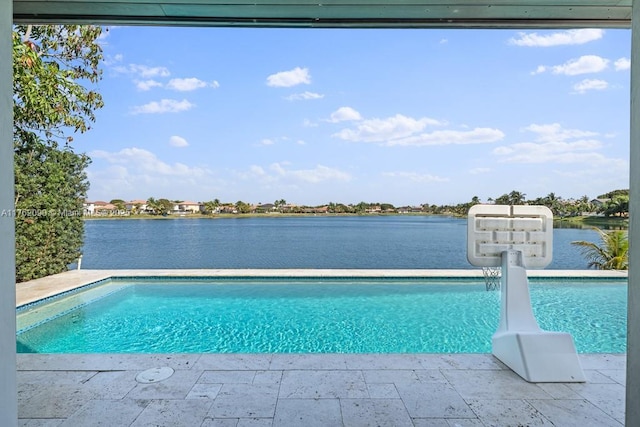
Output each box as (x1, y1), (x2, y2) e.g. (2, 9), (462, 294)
(16, 277), (627, 354)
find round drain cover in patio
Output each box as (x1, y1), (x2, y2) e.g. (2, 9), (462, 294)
(136, 367), (174, 383)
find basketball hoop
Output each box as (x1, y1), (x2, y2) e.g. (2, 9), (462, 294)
(482, 266), (501, 291)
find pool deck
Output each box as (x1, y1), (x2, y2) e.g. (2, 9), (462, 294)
(16, 269), (628, 426)
(18, 352), (626, 426)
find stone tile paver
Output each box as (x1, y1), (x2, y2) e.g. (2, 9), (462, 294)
(466, 398), (554, 426)
(567, 382), (626, 422)
(366, 383), (400, 399)
(186, 383), (223, 399)
(528, 398), (624, 427)
(125, 368), (203, 400)
(413, 420), (485, 427)
(19, 419), (65, 427)
(340, 398), (414, 427)
(19, 384), (98, 419)
(209, 383), (279, 418)
(279, 370), (368, 399)
(442, 369), (552, 400)
(199, 370), (256, 384)
(130, 399), (213, 426)
(273, 398), (341, 427)
(395, 382), (475, 418)
(361, 369), (419, 384)
(59, 399), (149, 427)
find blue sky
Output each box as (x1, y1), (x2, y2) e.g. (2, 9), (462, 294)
(81, 27), (631, 206)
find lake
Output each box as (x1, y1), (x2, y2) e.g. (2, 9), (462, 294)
(81, 215), (602, 270)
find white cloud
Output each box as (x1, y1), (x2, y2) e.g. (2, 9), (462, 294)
(531, 65), (547, 75)
(493, 123), (624, 167)
(509, 29), (604, 47)
(257, 137), (297, 146)
(130, 99), (194, 114)
(285, 164), (351, 183)
(382, 171), (449, 183)
(329, 107), (362, 123)
(249, 165), (266, 176)
(615, 57), (631, 71)
(285, 91), (324, 101)
(211, 80), (220, 88)
(387, 128), (505, 147)
(169, 136), (189, 147)
(135, 79), (162, 91)
(90, 147), (209, 176)
(524, 123), (598, 142)
(166, 77), (210, 91)
(493, 141), (604, 163)
(115, 64), (170, 78)
(266, 67), (311, 87)
(332, 113), (487, 145)
(535, 55), (609, 76)
(333, 114), (437, 142)
(572, 79), (609, 94)
(241, 163), (351, 184)
(88, 148), (214, 201)
(103, 53), (123, 66)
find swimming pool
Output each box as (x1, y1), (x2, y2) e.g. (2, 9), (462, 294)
(16, 277), (627, 354)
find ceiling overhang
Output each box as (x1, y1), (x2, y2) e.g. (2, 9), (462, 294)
(13, 0), (633, 29)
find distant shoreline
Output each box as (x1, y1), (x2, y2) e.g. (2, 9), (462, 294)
(82, 212), (629, 228)
(82, 212), (439, 220)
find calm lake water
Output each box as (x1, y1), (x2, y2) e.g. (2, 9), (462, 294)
(81, 215), (602, 270)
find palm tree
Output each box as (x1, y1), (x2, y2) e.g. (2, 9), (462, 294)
(508, 190), (526, 205)
(235, 200), (250, 214)
(204, 201), (218, 215)
(274, 199), (286, 212)
(572, 227), (628, 270)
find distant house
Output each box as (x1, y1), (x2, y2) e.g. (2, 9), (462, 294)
(125, 199), (148, 213)
(178, 201), (201, 213)
(84, 200), (109, 216)
(397, 206), (414, 214)
(83, 201), (95, 215)
(94, 202), (120, 216)
(255, 203), (276, 213)
(302, 206), (328, 214)
(218, 204), (237, 214)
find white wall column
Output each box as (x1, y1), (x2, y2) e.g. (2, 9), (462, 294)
(629, 1), (640, 425)
(0, 1), (17, 426)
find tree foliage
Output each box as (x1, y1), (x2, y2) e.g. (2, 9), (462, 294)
(14, 134), (90, 281)
(146, 197), (174, 215)
(13, 25), (104, 282)
(572, 227), (628, 270)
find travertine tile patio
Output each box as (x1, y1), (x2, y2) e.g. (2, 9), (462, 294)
(17, 353), (626, 426)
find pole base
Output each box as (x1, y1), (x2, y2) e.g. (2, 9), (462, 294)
(493, 331), (586, 382)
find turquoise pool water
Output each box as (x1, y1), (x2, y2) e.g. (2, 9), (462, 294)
(16, 277), (627, 354)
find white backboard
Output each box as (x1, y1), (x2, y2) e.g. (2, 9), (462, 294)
(467, 205), (553, 268)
